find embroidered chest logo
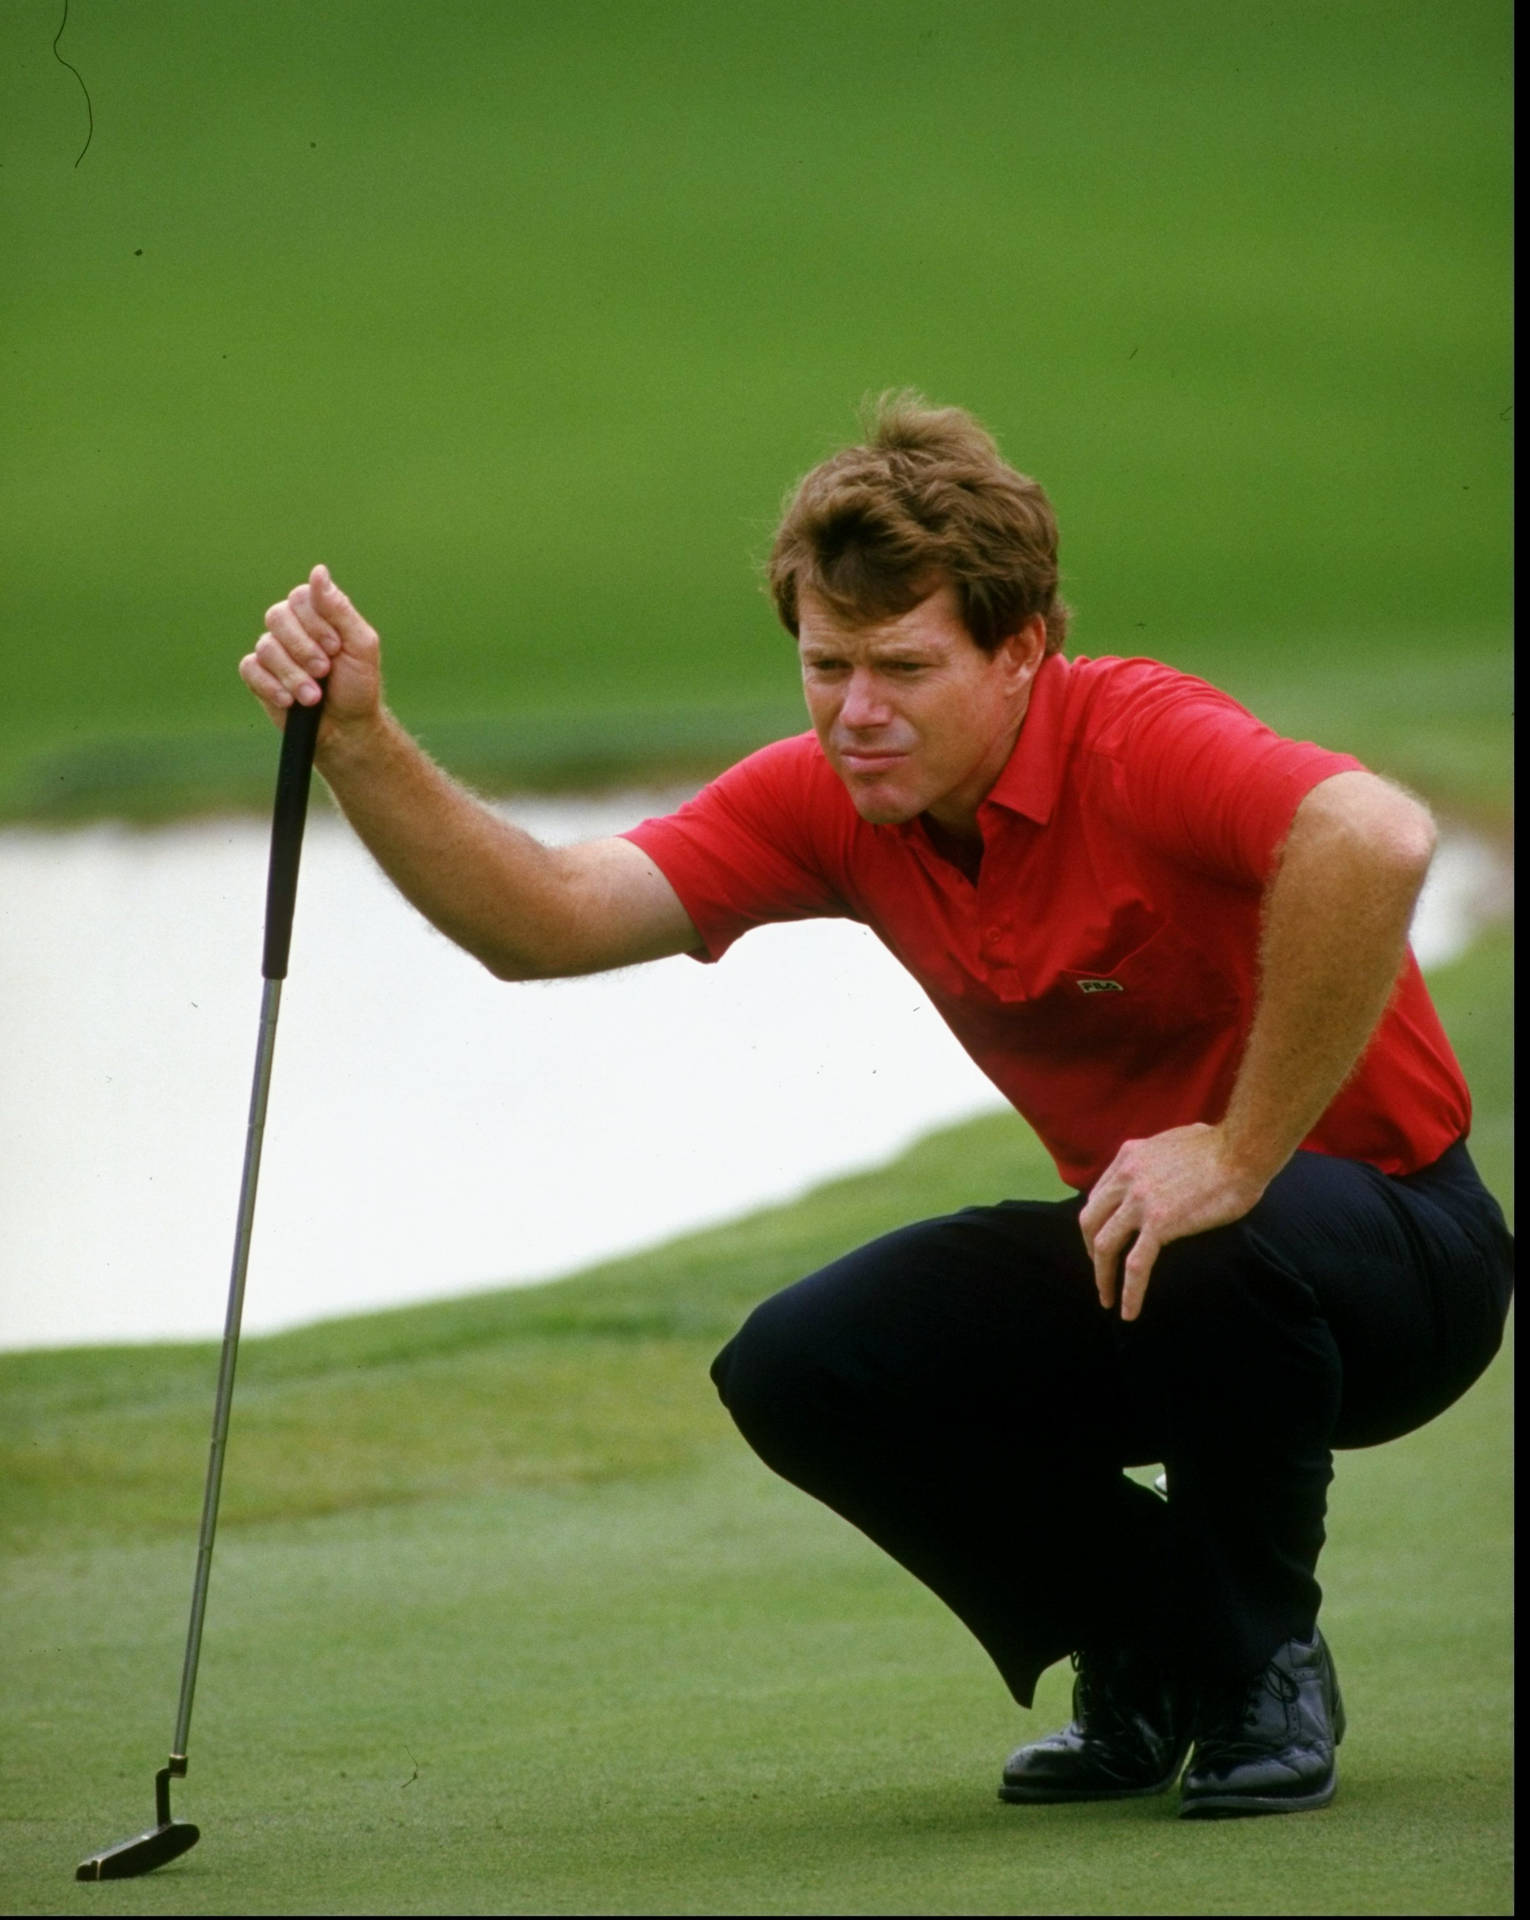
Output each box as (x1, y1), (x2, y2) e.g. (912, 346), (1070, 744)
(1077, 977), (1125, 994)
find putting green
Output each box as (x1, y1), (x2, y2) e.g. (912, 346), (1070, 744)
(4, 1399), (1512, 1918)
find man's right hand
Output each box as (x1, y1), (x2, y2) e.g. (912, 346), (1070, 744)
(240, 564), (382, 735)
(234, 563), (702, 980)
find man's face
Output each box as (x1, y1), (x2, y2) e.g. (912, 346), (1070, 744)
(797, 583), (1046, 837)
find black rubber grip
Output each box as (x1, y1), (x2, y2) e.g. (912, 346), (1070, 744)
(262, 692), (324, 979)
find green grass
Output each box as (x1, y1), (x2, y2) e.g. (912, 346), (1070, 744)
(0, 928), (1511, 1914)
(0, 0), (1512, 821)
(2, 1421), (1512, 1918)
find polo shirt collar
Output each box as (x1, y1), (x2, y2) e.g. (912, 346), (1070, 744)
(981, 649), (1071, 827)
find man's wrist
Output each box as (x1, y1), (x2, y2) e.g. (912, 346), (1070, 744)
(314, 703), (397, 783)
(1212, 1116), (1295, 1194)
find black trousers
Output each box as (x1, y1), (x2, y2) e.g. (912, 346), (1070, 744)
(711, 1142), (1513, 1706)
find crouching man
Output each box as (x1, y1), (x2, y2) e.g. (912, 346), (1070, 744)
(241, 395), (1512, 1817)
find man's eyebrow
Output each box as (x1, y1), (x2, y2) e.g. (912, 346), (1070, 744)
(798, 632), (939, 660)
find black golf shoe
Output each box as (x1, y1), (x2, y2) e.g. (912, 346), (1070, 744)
(1178, 1630), (1345, 1818)
(999, 1645), (1194, 1803)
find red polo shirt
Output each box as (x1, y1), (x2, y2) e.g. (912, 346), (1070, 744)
(623, 653), (1470, 1188)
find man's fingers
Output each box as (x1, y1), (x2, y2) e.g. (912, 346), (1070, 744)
(1118, 1232), (1161, 1323)
(309, 563), (378, 654)
(251, 628), (324, 707)
(240, 647), (303, 718)
(264, 599), (332, 682)
(1088, 1212), (1136, 1311)
(240, 566), (382, 732)
(1079, 1124), (1260, 1322)
(286, 583), (343, 657)
(1080, 1188), (1118, 1309)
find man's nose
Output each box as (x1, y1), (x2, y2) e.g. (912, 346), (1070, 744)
(841, 668), (891, 729)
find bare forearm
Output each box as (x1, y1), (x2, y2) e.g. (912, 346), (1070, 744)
(320, 714), (698, 978)
(315, 709), (582, 976)
(1219, 773), (1436, 1181)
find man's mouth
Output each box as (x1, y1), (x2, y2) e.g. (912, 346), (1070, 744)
(838, 747), (908, 775)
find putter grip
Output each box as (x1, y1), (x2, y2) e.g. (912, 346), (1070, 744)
(262, 693), (324, 980)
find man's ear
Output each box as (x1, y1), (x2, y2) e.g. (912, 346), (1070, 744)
(999, 614), (1049, 687)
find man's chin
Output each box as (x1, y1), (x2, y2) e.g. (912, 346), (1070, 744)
(828, 753), (925, 824)
(846, 787), (920, 826)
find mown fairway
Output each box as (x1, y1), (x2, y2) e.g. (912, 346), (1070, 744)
(0, 0), (1512, 817)
(0, 931), (1512, 1916)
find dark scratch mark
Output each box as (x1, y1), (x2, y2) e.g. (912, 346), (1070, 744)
(401, 1744), (420, 1789)
(1128, 346), (1139, 360)
(52, 0), (94, 168)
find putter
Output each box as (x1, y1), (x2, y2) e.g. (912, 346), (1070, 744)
(76, 692), (325, 1882)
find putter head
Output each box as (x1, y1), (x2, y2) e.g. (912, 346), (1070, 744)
(76, 1819), (199, 1880)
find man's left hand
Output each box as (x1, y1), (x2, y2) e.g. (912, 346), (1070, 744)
(1079, 1124), (1271, 1321)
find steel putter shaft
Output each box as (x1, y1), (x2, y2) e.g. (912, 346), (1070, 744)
(77, 693), (324, 1882)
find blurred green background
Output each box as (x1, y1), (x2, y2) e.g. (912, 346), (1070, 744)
(0, 0), (1512, 821)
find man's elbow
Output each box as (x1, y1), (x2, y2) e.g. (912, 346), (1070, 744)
(1373, 787), (1437, 882)
(1302, 772), (1437, 881)
(482, 952), (536, 983)
(476, 926), (599, 982)
(479, 945), (565, 983)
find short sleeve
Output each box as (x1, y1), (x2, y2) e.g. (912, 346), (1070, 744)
(1094, 667), (1365, 881)
(622, 735), (850, 961)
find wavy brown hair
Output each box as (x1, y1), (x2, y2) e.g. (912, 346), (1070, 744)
(768, 391), (1069, 655)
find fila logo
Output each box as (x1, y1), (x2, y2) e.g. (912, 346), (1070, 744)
(1077, 977), (1124, 994)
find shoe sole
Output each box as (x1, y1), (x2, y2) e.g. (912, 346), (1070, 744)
(1179, 1776), (1337, 1819)
(999, 1754), (1190, 1805)
(999, 1777), (1180, 1804)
